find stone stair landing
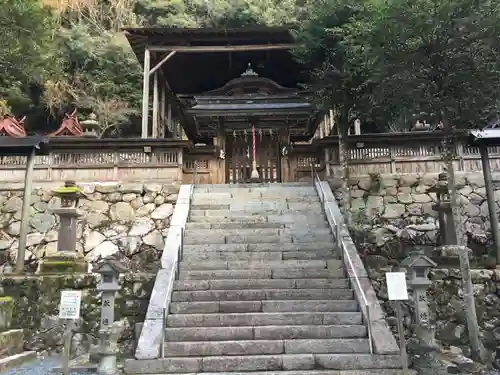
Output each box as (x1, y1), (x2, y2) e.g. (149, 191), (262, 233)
(126, 183), (405, 375)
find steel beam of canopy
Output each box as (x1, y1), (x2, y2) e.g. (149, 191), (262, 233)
(149, 51), (176, 76)
(147, 44), (299, 53)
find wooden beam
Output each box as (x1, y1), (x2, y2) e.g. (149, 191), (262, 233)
(141, 48), (151, 139)
(150, 51), (176, 76)
(160, 85), (166, 138)
(152, 72), (159, 138)
(148, 44), (299, 53)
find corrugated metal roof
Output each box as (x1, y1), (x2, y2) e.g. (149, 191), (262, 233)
(0, 136), (50, 155)
(191, 103), (311, 111)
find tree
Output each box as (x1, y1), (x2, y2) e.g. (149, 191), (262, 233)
(0, 0), (60, 115)
(296, 0), (376, 214)
(351, 0), (500, 361)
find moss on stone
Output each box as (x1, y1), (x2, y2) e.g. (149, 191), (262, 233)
(38, 260), (87, 274)
(0, 297), (13, 304)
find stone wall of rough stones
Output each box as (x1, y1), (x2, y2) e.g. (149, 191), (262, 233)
(330, 172), (500, 369)
(0, 182), (180, 271)
(329, 172), (497, 261)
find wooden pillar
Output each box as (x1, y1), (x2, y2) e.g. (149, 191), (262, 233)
(280, 128), (289, 182)
(215, 128), (226, 184)
(159, 85), (166, 138)
(152, 72), (159, 138)
(141, 48), (151, 139)
(167, 103), (172, 137)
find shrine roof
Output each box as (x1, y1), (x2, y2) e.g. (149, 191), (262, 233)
(0, 136), (50, 156)
(123, 26), (304, 95)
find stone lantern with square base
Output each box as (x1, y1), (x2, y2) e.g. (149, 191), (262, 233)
(37, 180), (87, 274)
(93, 255), (128, 375)
(401, 249), (437, 325)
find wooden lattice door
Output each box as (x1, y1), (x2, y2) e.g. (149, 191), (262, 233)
(226, 135), (280, 183)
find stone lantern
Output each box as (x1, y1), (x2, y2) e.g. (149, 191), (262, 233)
(38, 181), (87, 274)
(401, 249), (437, 325)
(427, 172), (456, 245)
(81, 113), (99, 138)
(93, 255), (128, 375)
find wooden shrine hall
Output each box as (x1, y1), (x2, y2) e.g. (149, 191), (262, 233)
(124, 26), (323, 183)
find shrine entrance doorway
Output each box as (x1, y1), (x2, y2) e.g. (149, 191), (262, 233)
(226, 133), (280, 184)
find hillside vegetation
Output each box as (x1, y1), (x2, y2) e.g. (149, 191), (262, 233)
(2, 0), (500, 134)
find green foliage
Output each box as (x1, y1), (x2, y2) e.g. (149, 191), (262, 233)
(347, 0), (500, 128)
(0, 0), (60, 114)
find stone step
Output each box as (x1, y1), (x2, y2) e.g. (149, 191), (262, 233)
(185, 222), (330, 230)
(190, 215), (268, 223)
(169, 300), (358, 314)
(185, 228), (332, 237)
(0, 351), (38, 372)
(178, 268), (345, 280)
(0, 329), (24, 357)
(171, 288), (354, 302)
(188, 215), (328, 224)
(166, 312), (362, 327)
(182, 251), (338, 262)
(183, 242), (337, 253)
(190, 209), (325, 218)
(163, 339), (370, 357)
(124, 354), (401, 373)
(165, 325), (367, 342)
(128, 370), (416, 375)
(191, 203), (323, 212)
(173, 279), (349, 291)
(179, 259), (340, 271)
(184, 234), (335, 245)
(193, 195), (321, 203)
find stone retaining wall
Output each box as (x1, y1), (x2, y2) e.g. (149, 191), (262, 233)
(330, 172), (497, 263)
(0, 182), (180, 272)
(0, 273), (155, 356)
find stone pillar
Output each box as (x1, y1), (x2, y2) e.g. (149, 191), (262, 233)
(37, 181), (87, 274)
(427, 172), (456, 246)
(93, 255), (128, 374)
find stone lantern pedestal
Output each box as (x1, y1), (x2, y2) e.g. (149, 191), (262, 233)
(37, 181), (87, 274)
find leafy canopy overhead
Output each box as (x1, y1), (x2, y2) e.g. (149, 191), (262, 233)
(2, 0), (500, 134)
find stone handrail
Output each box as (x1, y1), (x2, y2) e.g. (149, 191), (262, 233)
(314, 179), (400, 355)
(134, 184), (192, 360)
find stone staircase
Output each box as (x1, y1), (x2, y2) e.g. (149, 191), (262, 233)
(126, 183), (407, 375)
(0, 297), (37, 372)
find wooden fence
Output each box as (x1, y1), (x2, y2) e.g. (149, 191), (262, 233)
(0, 132), (498, 183)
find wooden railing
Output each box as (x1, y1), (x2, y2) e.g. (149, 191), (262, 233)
(295, 131), (500, 176)
(1, 132), (498, 184)
(0, 138), (190, 183)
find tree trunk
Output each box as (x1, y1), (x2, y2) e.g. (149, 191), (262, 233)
(442, 115), (485, 362)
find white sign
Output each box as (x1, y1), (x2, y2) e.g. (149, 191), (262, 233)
(59, 290), (82, 319)
(385, 272), (409, 301)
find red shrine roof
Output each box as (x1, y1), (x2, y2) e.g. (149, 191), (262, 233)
(0, 109), (83, 137)
(0, 116), (27, 137)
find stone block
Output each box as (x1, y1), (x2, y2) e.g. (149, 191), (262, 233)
(261, 300), (358, 313)
(282, 354), (315, 370)
(178, 269), (272, 280)
(0, 298), (14, 332)
(0, 329), (23, 356)
(314, 354), (402, 370)
(201, 354), (283, 372)
(165, 326), (253, 341)
(124, 357), (201, 374)
(163, 340), (284, 357)
(284, 339), (369, 354)
(253, 325), (367, 340)
(271, 268), (345, 279)
(182, 251), (282, 262)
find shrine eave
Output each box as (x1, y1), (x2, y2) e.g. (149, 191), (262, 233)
(188, 102), (313, 117)
(0, 136), (50, 156)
